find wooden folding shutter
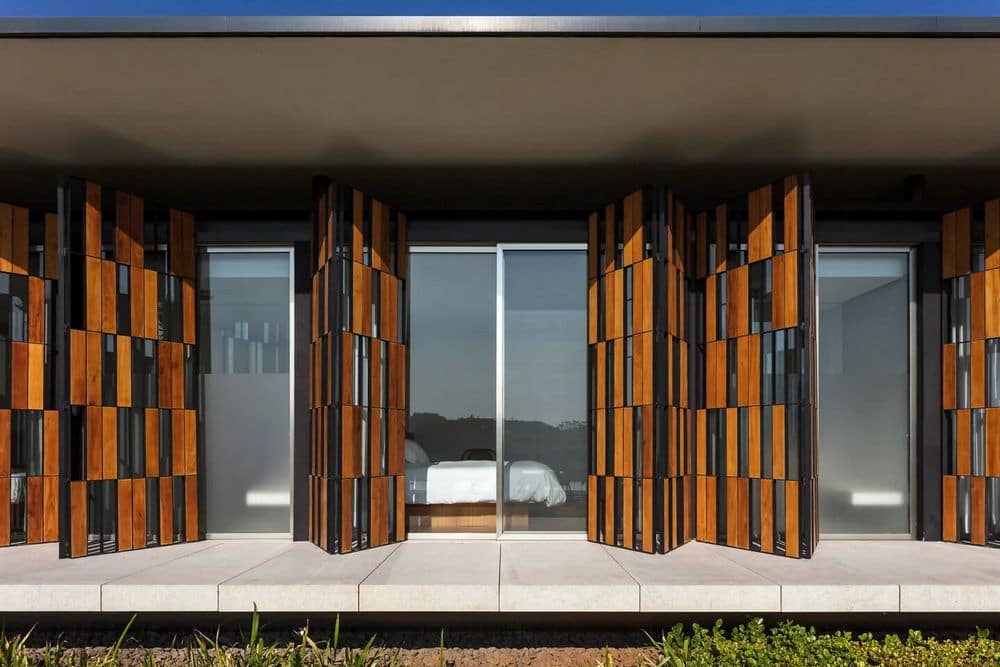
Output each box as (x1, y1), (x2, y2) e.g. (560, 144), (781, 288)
(309, 177), (407, 553)
(58, 178), (200, 558)
(587, 187), (693, 553)
(942, 199), (1000, 548)
(0, 202), (60, 548)
(690, 173), (817, 558)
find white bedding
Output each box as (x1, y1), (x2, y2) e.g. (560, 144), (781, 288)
(405, 460), (567, 507)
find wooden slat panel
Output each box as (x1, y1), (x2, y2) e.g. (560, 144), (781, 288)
(26, 477), (43, 543)
(43, 410), (59, 476)
(172, 409), (186, 475)
(171, 343), (183, 408)
(86, 256), (102, 331)
(101, 260), (116, 333)
(186, 475), (199, 542)
(116, 191), (131, 264)
(184, 410), (197, 475)
(987, 408), (1000, 477)
(159, 477), (173, 545)
(118, 479), (133, 551)
(130, 266), (144, 337)
(381, 272), (398, 344)
(987, 199), (1000, 270)
(144, 269), (158, 339)
(28, 277), (44, 343)
(603, 204), (615, 275)
(971, 476), (986, 545)
(942, 343), (956, 410)
(11, 206), (28, 275)
(389, 342), (406, 410)
(987, 269), (1000, 339)
(972, 340), (986, 408)
(714, 204), (727, 274)
(117, 335), (132, 407)
(85, 181), (101, 257)
(182, 278), (195, 344)
(132, 479), (146, 550)
(785, 481), (800, 557)
(70, 481), (87, 557)
(783, 251), (798, 328)
(760, 479), (774, 553)
(395, 475), (406, 542)
(8, 343), (27, 409)
(388, 409), (405, 475)
(341, 405), (360, 478)
(942, 475), (957, 541)
(783, 176), (799, 252)
(603, 477), (614, 545)
(622, 478), (634, 549)
(27, 342), (44, 409)
(43, 475), (59, 542)
(352, 189), (364, 265)
(102, 407), (117, 480)
(145, 408), (159, 476)
(85, 331), (102, 406)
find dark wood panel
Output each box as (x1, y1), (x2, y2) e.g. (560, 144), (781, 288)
(132, 478), (146, 549)
(185, 475), (198, 542)
(28, 276), (44, 343)
(942, 475), (957, 542)
(85, 182), (101, 258)
(26, 477), (43, 543)
(27, 342), (44, 410)
(159, 477), (173, 546)
(43, 476), (59, 543)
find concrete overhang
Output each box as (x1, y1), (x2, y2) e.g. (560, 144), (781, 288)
(0, 18), (999, 211)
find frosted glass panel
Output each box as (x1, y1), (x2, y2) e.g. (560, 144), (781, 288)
(818, 251), (910, 535)
(200, 250), (291, 535)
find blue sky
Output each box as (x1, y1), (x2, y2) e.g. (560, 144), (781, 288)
(1, 0), (998, 17)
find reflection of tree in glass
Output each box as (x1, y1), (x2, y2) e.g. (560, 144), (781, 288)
(409, 412), (587, 486)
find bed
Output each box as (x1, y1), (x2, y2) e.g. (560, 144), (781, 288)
(404, 439), (567, 531)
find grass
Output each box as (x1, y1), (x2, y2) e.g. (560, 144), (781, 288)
(2, 612), (1000, 666)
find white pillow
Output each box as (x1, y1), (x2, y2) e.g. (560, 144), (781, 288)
(405, 439), (431, 466)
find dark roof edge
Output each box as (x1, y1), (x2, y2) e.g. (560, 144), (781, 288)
(0, 15), (998, 37)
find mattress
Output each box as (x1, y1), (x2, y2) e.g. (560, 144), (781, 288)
(405, 460), (567, 507)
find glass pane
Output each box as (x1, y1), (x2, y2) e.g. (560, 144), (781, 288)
(200, 251), (291, 534)
(502, 250), (587, 532)
(407, 252), (497, 533)
(818, 252), (910, 535)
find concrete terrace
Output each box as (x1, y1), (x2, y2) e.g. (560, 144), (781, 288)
(0, 540), (998, 615)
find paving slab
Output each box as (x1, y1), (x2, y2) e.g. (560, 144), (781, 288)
(610, 542), (780, 613)
(0, 541), (215, 612)
(102, 541), (290, 612)
(500, 542), (638, 612)
(219, 542), (399, 612)
(360, 541), (499, 612)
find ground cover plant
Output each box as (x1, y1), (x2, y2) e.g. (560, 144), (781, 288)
(2, 613), (999, 666)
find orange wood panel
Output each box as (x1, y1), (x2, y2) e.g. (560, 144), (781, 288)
(0, 410), (8, 478)
(371, 200), (387, 272)
(395, 475), (406, 543)
(942, 475), (957, 541)
(988, 269), (1000, 339)
(381, 272), (398, 343)
(70, 481), (87, 557)
(85, 181), (101, 257)
(118, 479), (133, 551)
(101, 260), (116, 333)
(159, 477), (173, 545)
(603, 478), (614, 546)
(726, 477), (741, 547)
(130, 195), (144, 267)
(622, 478), (634, 549)
(588, 280), (597, 344)
(45, 213), (59, 279)
(69, 329), (87, 405)
(26, 477), (43, 543)
(85, 256), (102, 331)
(172, 409), (186, 475)
(182, 278), (195, 344)
(987, 199), (1000, 270)
(43, 476), (58, 542)
(679, 338), (688, 409)
(132, 479), (146, 549)
(171, 343), (183, 408)
(102, 407), (117, 480)
(971, 271), (986, 341)
(603, 204), (615, 275)
(145, 408), (159, 476)
(389, 342), (406, 410)
(27, 342), (44, 409)
(144, 269), (158, 339)
(783, 176), (799, 251)
(28, 277), (44, 343)
(956, 409), (971, 475)
(971, 340), (985, 408)
(987, 408), (1000, 476)
(11, 206), (28, 275)
(116, 191), (131, 264)
(955, 208), (971, 276)
(117, 335), (132, 406)
(158, 342), (172, 408)
(10, 341), (26, 409)
(785, 481), (800, 557)
(184, 410), (197, 475)
(388, 409), (405, 475)
(772, 404), (786, 479)
(185, 475), (199, 542)
(341, 406), (360, 478)
(0, 203), (11, 273)
(613, 408), (625, 477)
(942, 343), (956, 410)
(971, 476), (986, 545)
(760, 479), (774, 553)
(130, 267), (144, 337)
(783, 251), (798, 328)
(43, 410), (58, 476)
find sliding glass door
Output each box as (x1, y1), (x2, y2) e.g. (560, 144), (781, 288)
(407, 245), (586, 536)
